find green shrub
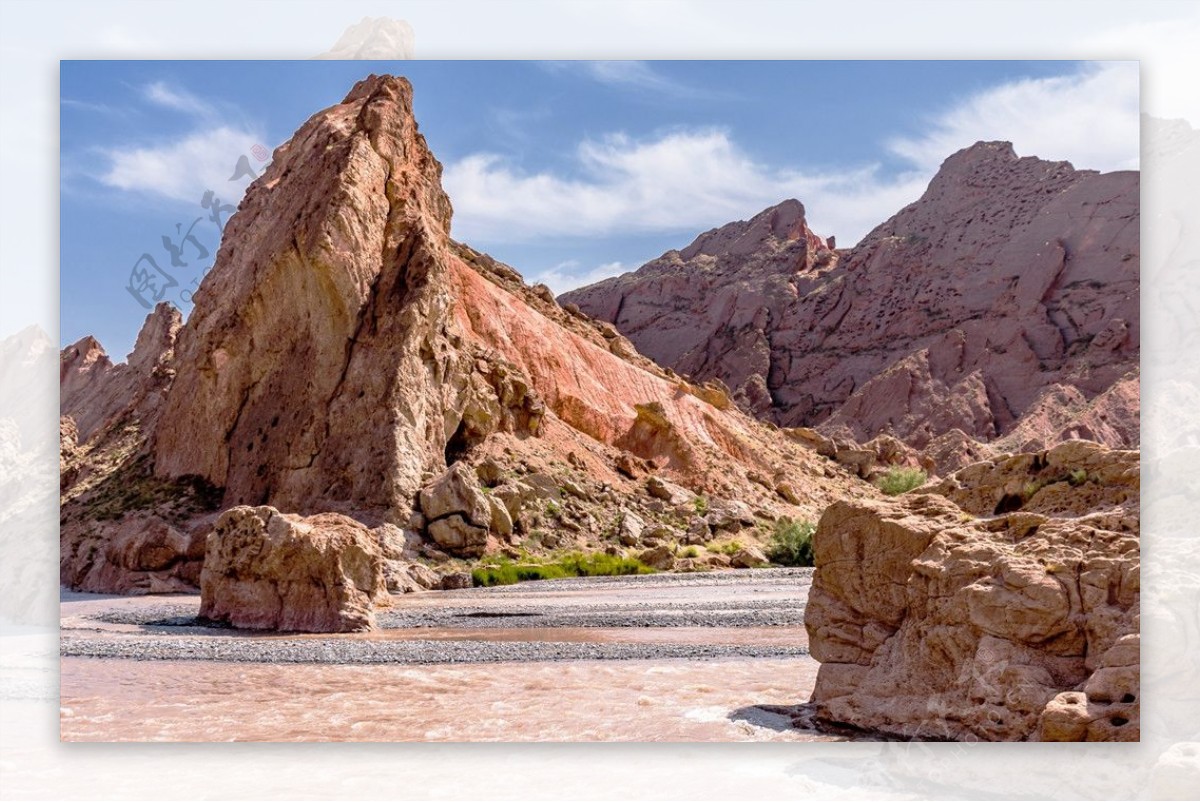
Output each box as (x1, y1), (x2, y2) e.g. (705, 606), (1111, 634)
(765, 517), (816, 566)
(693, 494), (709, 515)
(1068, 468), (1088, 487)
(545, 500), (563, 518)
(708, 540), (744, 556)
(877, 467), (928, 496)
(680, 545), (700, 558)
(471, 551), (654, 586)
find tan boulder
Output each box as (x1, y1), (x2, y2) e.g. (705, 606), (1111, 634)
(730, 545), (768, 569)
(419, 463), (495, 557)
(639, 545), (675, 571)
(928, 439), (1138, 520)
(199, 506), (389, 633)
(645, 475), (694, 505)
(806, 447), (1139, 741)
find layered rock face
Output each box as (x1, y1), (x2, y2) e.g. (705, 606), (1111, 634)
(562, 143), (1139, 460)
(152, 76), (459, 516)
(805, 443), (1139, 741)
(62, 74), (862, 597)
(199, 506), (389, 632)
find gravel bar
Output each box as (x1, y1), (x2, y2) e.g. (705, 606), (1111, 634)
(61, 636), (810, 665)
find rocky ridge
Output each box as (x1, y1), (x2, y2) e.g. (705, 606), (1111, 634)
(562, 142), (1139, 472)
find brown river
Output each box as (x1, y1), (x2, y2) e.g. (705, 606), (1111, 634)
(59, 569), (842, 742)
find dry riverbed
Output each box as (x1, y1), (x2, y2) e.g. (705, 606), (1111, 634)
(60, 568), (845, 742)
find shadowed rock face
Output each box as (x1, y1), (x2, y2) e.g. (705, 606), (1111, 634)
(562, 142), (1139, 458)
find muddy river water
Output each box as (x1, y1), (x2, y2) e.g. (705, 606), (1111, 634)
(59, 568), (842, 742)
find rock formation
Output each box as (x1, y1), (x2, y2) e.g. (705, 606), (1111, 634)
(562, 143), (1139, 465)
(805, 442), (1139, 741)
(199, 506), (390, 632)
(60, 75), (863, 596)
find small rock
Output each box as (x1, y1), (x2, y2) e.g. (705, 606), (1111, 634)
(639, 545), (675, 571)
(440, 571), (473, 590)
(646, 476), (692, 505)
(776, 482), (801, 504)
(616, 510), (645, 546)
(730, 545), (768, 569)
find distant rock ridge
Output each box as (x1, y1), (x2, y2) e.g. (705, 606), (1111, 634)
(562, 141), (1140, 468)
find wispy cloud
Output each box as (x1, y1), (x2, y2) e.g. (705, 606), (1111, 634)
(542, 61), (717, 99)
(532, 260), (629, 294)
(446, 62), (1139, 251)
(445, 128), (926, 246)
(60, 98), (123, 116)
(99, 125), (265, 205)
(142, 81), (216, 117)
(78, 81), (265, 207)
(888, 61), (1139, 173)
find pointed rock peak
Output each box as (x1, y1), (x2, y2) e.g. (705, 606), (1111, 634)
(61, 335), (107, 366)
(128, 302), (182, 371)
(929, 140), (1080, 190)
(944, 140), (1018, 166)
(679, 198), (824, 261)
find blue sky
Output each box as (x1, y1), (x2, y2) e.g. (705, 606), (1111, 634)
(60, 60), (1139, 358)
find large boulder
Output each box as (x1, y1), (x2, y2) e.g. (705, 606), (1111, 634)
(805, 451), (1139, 741)
(199, 506), (390, 632)
(419, 463), (493, 556)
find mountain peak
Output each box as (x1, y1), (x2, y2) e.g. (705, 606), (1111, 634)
(679, 198), (825, 261)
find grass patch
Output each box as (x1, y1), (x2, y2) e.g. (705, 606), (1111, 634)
(707, 540), (744, 556)
(877, 467), (928, 496)
(472, 551), (655, 587)
(679, 545), (700, 558)
(765, 517), (815, 567)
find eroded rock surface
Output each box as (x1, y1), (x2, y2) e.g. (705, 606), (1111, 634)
(805, 444), (1139, 741)
(61, 75), (864, 596)
(563, 143), (1139, 460)
(199, 506), (390, 632)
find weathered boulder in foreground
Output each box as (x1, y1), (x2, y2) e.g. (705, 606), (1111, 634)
(805, 446), (1139, 741)
(199, 506), (390, 632)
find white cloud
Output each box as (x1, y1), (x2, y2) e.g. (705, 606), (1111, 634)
(98, 125), (265, 205)
(887, 61), (1140, 173)
(143, 81), (216, 117)
(445, 128), (926, 246)
(532, 260), (629, 295)
(446, 62), (1140, 250)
